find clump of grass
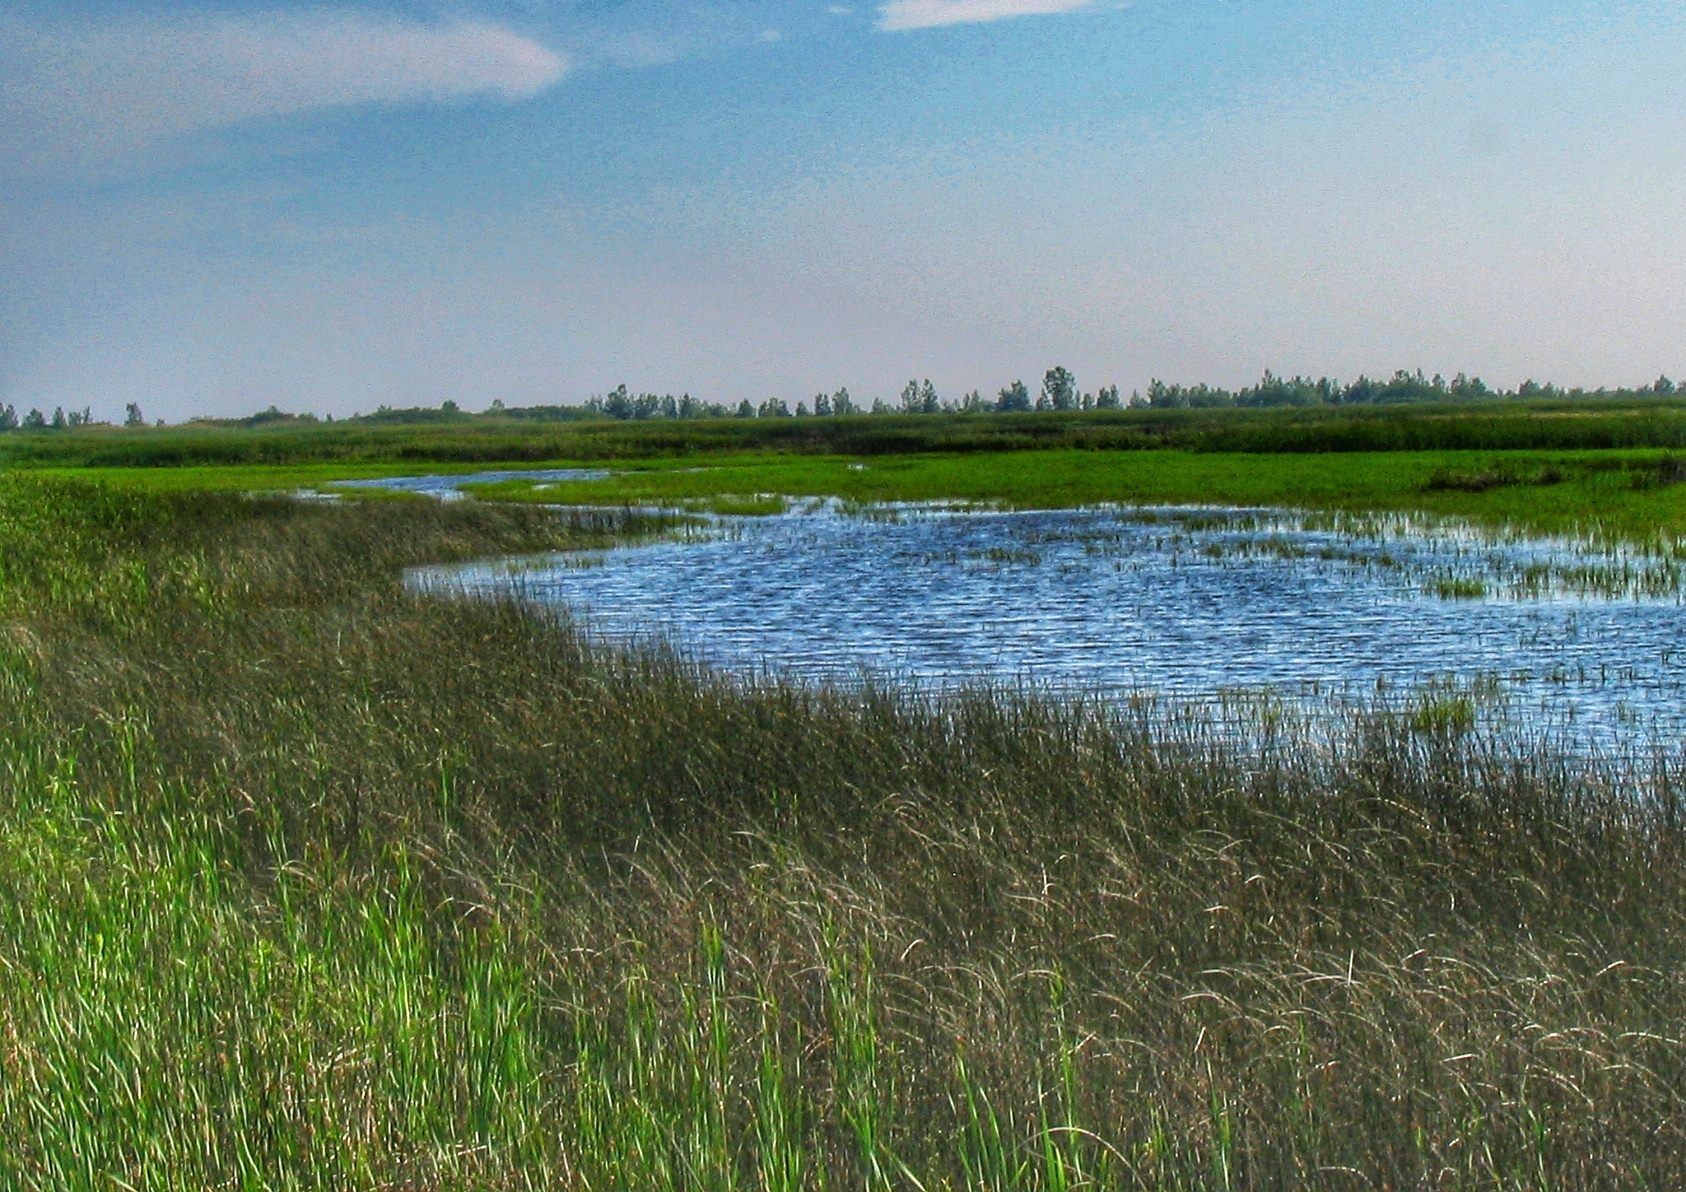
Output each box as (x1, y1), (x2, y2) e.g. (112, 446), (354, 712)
(1429, 575), (1488, 599)
(1425, 465), (1527, 492)
(976, 545), (1043, 565)
(1409, 693), (1478, 735)
(685, 493), (789, 517)
(3, 474), (1685, 1187)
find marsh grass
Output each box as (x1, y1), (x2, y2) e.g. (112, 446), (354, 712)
(2, 474), (1684, 1187)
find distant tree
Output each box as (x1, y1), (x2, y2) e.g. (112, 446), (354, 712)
(813, 391), (833, 417)
(758, 397), (791, 417)
(870, 397), (891, 414)
(832, 388), (856, 416)
(0, 404), (16, 431)
(1095, 384), (1122, 410)
(795, 401), (809, 416)
(1655, 374), (1677, 395)
(1042, 366), (1077, 411)
(960, 389), (985, 413)
(440, 399), (460, 415)
(50, 406), (66, 430)
(1342, 375), (1378, 405)
(996, 380), (1032, 413)
(124, 401), (145, 427)
(735, 399), (755, 418)
(603, 384), (634, 420)
(489, 397), (506, 412)
(919, 378), (939, 414)
(899, 379), (921, 414)
(22, 408), (47, 430)
(1448, 373), (1489, 400)
(679, 393), (701, 418)
(1146, 379), (1181, 408)
(660, 394), (679, 419)
(1243, 370), (1324, 407)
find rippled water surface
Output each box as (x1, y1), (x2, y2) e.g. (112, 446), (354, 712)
(412, 502), (1686, 746)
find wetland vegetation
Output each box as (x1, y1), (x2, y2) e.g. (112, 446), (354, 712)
(4, 400), (1686, 1187)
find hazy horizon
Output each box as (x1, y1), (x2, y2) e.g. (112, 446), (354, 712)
(5, 0), (1685, 424)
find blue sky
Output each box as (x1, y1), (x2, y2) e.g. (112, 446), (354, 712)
(3, 0), (1684, 420)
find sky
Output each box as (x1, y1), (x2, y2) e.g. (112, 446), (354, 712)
(3, 0), (1685, 422)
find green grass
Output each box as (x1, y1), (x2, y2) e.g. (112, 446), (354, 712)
(1429, 576), (1490, 600)
(2, 473), (1685, 1187)
(37, 443), (1686, 547)
(16, 398), (1686, 548)
(9, 395), (1686, 472)
(448, 446), (1686, 545)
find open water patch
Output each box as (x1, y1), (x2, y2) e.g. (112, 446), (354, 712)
(410, 502), (1686, 750)
(332, 467), (610, 502)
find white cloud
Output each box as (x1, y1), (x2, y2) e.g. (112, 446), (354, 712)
(877, 0), (1097, 31)
(0, 9), (568, 168)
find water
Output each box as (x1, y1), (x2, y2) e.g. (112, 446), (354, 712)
(333, 467), (609, 501)
(410, 502), (1686, 748)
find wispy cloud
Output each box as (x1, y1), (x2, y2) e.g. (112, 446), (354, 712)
(0, 9), (568, 170)
(877, 0), (1097, 31)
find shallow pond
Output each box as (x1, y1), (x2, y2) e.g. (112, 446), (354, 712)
(408, 500), (1686, 750)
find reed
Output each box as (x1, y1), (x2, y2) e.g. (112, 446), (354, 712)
(2, 474), (1682, 1188)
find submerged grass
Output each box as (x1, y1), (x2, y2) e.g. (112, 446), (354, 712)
(2, 473), (1685, 1187)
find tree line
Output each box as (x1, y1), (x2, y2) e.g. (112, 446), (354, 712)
(571, 368), (1681, 421)
(0, 401), (148, 433)
(4, 369), (1680, 432)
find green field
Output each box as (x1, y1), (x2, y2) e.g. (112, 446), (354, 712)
(15, 400), (1686, 544)
(452, 446), (1686, 545)
(4, 406), (1686, 1186)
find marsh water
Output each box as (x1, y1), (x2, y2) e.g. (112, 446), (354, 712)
(400, 494), (1686, 749)
(333, 468), (610, 500)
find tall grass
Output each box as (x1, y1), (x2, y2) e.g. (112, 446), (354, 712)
(1, 474), (1683, 1187)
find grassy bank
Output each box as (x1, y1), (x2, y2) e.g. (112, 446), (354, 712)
(34, 444), (1686, 547)
(2, 474), (1683, 1187)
